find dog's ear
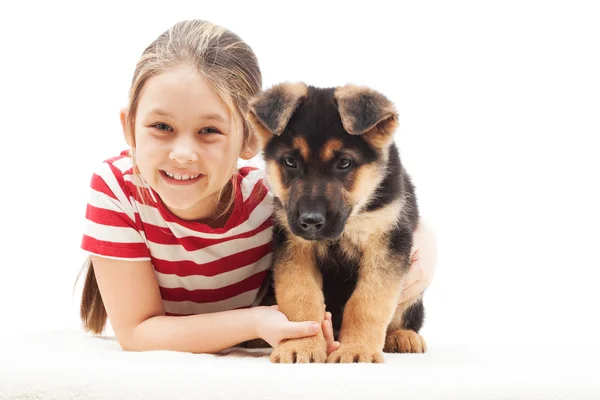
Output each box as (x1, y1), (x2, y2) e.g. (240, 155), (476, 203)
(334, 84), (398, 146)
(247, 82), (308, 147)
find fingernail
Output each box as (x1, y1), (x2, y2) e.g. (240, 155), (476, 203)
(311, 323), (320, 332)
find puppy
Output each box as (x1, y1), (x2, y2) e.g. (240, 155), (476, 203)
(247, 82), (426, 363)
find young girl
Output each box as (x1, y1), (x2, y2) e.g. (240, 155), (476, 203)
(78, 19), (437, 355)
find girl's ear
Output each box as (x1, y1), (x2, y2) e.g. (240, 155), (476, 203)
(120, 107), (133, 147)
(240, 130), (259, 160)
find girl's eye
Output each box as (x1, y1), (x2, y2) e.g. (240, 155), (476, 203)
(283, 157), (298, 169)
(336, 158), (353, 170)
(199, 127), (221, 135)
(152, 123), (173, 132)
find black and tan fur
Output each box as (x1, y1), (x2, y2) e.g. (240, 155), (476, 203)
(247, 82), (426, 363)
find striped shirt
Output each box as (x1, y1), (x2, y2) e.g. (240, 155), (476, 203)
(81, 150), (274, 316)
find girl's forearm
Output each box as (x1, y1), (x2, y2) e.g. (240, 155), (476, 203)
(125, 307), (262, 353)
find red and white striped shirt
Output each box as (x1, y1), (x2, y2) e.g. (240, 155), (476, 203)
(81, 150), (274, 316)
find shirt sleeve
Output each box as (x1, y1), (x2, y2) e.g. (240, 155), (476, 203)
(81, 162), (151, 261)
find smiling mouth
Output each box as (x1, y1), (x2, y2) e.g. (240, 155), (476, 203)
(160, 170), (204, 183)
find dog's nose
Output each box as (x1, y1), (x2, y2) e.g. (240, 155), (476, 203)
(299, 212), (325, 233)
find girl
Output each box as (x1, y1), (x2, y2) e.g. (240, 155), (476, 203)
(78, 19), (437, 355)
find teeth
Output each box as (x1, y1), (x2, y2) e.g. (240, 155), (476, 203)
(164, 171), (200, 181)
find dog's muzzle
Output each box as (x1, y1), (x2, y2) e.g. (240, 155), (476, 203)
(288, 195), (349, 240)
(289, 196), (327, 239)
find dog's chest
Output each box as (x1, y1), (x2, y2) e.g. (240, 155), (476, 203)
(316, 241), (361, 336)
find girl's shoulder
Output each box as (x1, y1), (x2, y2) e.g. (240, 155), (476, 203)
(235, 160), (271, 209)
(95, 150), (135, 181)
(88, 150), (151, 210)
(91, 150), (147, 193)
(237, 158), (266, 177)
(236, 158), (272, 195)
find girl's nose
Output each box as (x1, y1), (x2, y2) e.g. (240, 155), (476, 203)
(169, 136), (198, 164)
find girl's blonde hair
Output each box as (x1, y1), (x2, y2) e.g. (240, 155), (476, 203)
(78, 20), (263, 334)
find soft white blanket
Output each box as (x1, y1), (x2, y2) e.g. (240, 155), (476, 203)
(1, 330), (598, 399)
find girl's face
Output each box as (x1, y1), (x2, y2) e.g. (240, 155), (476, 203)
(130, 64), (244, 221)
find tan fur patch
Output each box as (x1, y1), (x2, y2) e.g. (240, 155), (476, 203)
(321, 139), (343, 162)
(266, 160), (287, 204)
(327, 343), (385, 363)
(273, 236), (324, 320)
(281, 82), (309, 106)
(362, 117), (399, 149)
(314, 241), (330, 261)
(270, 335), (328, 363)
(292, 136), (310, 162)
(246, 110), (273, 150)
(325, 182), (335, 200)
(333, 84), (397, 135)
(248, 82), (308, 136)
(342, 199), (404, 247)
(346, 163), (386, 210)
(273, 82), (308, 135)
(384, 329), (427, 353)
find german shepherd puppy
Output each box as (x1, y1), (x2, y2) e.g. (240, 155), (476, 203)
(247, 82), (426, 363)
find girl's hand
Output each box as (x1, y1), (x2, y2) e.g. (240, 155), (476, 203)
(254, 305), (340, 354)
(398, 219), (438, 305)
(254, 305), (319, 348)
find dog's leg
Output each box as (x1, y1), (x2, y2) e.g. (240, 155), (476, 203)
(270, 238), (328, 363)
(327, 242), (405, 363)
(384, 296), (427, 353)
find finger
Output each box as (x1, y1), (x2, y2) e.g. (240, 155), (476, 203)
(327, 341), (341, 356)
(322, 319), (340, 355)
(330, 340), (341, 353)
(398, 281), (425, 305)
(322, 319), (333, 341)
(410, 249), (420, 265)
(401, 258), (424, 290)
(282, 321), (320, 339)
(322, 313), (335, 351)
(270, 305), (279, 311)
(400, 273), (419, 291)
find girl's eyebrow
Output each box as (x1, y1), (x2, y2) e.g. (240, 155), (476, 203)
(148, 108), (227, 123)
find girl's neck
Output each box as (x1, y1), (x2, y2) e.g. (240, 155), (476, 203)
(202, 183), (235, 228)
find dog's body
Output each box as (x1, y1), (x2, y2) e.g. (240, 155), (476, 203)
(247, 82), (426, 363)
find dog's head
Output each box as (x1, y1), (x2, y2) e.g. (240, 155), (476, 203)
(247, 82), (399, 240)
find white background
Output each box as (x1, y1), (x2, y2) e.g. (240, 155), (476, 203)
(0, 0), (598, 349)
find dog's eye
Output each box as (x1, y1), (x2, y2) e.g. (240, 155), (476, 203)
(336, 158), (353, 170)
(283, 157), (298, 169)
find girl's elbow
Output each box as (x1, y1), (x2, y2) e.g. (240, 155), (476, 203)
(117, 334), (142, 352)
(116, 326), (149, 352)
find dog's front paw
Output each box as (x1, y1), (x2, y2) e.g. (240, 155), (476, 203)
(384, 329), (427, 353)
(326, 344), (384, 363)
(270, 337), (327, 363)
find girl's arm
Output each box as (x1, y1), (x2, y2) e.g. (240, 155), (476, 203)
(91, 255), (324, 353)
